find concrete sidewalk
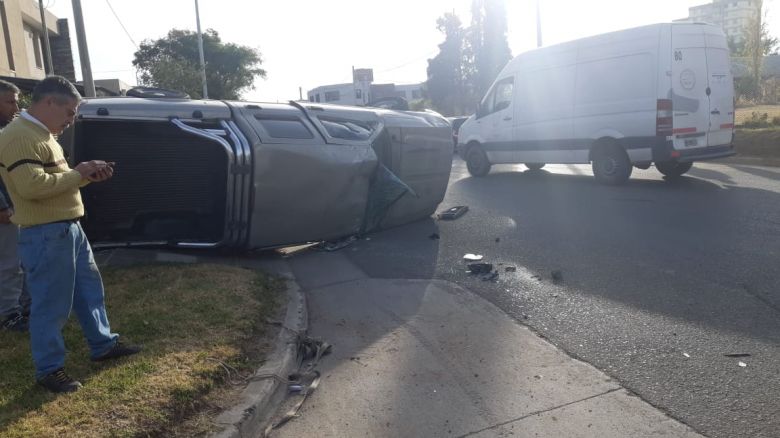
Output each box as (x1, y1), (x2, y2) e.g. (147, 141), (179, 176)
(272, 251), (702, 438)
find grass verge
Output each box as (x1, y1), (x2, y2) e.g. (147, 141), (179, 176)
(0, 263), (284, 437)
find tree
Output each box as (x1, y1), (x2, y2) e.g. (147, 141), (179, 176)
(467, 0), (512, 97)
(133, 29), (266, 100)
(426, 13), (468, 115)
(735, 0), (778, 101)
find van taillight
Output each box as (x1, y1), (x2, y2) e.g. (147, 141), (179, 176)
(656, 99), (673, 136)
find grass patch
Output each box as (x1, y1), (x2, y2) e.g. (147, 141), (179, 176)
(733, 129), (780, 159)
(0, 263), (284, 437)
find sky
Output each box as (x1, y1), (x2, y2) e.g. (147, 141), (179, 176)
(43, 0), (780, 102)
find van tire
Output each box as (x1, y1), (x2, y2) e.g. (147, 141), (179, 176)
(656, 161), (693, 178)
(465, 145), (491, 177)
(591, 143), (632, 184)
(525, 163), (545, 170)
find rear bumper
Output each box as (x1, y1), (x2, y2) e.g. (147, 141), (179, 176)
(652, 139), (735, 163)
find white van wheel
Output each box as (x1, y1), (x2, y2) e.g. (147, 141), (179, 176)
(656, 161), (693, 178)
(466, 145), (492, 177)
(525, 163), (545, 170)
(591, 144), (632, 184)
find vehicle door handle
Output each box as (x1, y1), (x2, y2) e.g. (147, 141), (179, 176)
(711, 110), (720, 115)
(503, 116), (512, 121)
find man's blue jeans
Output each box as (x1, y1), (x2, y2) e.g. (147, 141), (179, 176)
(18, 221), (118, 379)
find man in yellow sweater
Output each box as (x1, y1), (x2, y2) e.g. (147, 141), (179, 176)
(0, 76), (140, 393)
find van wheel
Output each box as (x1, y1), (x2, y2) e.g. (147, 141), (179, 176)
(591, 144), (632, 185)
(656, 161), (693, 178)
(525, 163), (545, 170)
(466, 145), (491, 177)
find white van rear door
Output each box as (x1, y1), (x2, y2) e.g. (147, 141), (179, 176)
(705, 35), (735, 147)
(671, 26), (710, 150)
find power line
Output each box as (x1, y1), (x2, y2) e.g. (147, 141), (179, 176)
(376, 49), (438, 73)
(105, 0), (138, 49)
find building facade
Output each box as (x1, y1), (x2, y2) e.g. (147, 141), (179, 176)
(684, 0), (760, 44)
(0, 0), (74, 81)
(307, 67), (425, 106)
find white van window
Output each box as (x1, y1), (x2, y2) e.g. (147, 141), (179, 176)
(482, 77), (514, 116)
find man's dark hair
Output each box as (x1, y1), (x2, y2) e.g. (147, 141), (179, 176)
(31, 75), (81, 103)
(0, 79), (20, 95)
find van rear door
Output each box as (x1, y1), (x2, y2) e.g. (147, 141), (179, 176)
(704, 30), (735, 147)
(671, 25), (710, 150)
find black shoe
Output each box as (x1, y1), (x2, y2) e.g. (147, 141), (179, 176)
(37, 369), (82, 393)
(1, 313), (28, 332)
(91, 340), (142, 362)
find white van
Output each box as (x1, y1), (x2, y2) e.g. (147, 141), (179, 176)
(457, 22), (735, 184)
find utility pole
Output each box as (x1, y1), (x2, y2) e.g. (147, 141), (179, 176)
(299, 86), (303, 101)
(535, 0), (542, 47)
(195, 0), (208, 99)
(71, 0), (95, 97)
(38, 0), (54, 74)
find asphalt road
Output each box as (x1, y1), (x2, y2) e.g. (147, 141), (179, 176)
(343, 158), (780, 438)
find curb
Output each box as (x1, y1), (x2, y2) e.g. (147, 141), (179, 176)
(211, 274), (308, 438)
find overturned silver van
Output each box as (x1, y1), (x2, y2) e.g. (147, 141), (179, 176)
(59, 98), (453, 249)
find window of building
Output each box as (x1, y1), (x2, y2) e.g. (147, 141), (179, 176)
(315, 94), (321, 102)
(255, 116), (314, 139)
(23, 25), (43, 70)
(324, 90), (340, 102)
(0, 2), (14, 71)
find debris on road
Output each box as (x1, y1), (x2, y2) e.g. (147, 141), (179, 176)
(505, 266), (517, 272)
(429, 233), (440, 240)
(551, 270), (563, 283)
(683, 353), (690, 358)
(482, 271), (499, 282)
(316, 235), (358, 252)
(467, 263), (494, 275)
(463, 253), (484, 261)
(738, 361), (747, 367)
(724, 353), (751, 358)
(438, 205), (469, 220)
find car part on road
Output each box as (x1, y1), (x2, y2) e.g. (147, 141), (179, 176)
(724, 353), (751, 358)
(525, 163), (545, 170)
(438, 205), (469, 220)
(463, 253), (484, 261)
(467, 263), (494, 275)
(465, 145), (491, 177)
(656, 161), (694, 178)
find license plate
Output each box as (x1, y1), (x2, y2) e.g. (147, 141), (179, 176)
(684, 139), (698, 147)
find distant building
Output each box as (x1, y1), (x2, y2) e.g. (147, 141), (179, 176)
(678, 0), (760, 44)
(94, 78), (133, 96)
(0, 0), (75, 81)
(307, 67), (425, 106)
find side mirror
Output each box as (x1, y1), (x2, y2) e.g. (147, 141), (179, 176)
(495, 100), (510, 112)
(476, 106), (486, 119)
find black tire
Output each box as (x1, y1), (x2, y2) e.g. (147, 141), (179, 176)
(525, 163), (545, 170)
(656, 161), (693, 178)
(465, 145), (491, 177)
(591, 143), (632, 185)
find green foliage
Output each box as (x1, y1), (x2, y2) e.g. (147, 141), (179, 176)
(132, 29), (266, 100)
(467, 0), (513, 98)
(426, 0), (512, 116)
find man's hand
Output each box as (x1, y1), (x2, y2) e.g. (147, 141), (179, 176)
(74, 160), (114, 182)
(0, 208), (12, 224)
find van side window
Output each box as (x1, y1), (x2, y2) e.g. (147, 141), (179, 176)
(482, 77), (514, 116)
